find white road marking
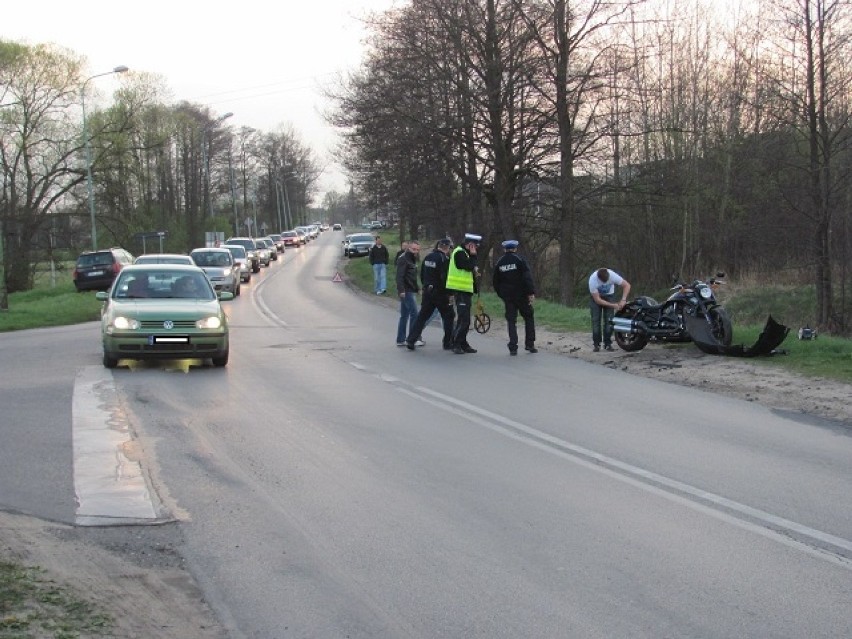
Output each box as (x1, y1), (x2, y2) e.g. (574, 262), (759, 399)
(72, 366), (166, 526)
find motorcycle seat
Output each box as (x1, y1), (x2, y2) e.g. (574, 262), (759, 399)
(634, 296), (662, 310)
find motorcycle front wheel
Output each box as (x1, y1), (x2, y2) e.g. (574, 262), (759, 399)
(707, 307), (733, 346)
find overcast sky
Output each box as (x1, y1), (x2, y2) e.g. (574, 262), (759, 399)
(5, 0), (399, 200)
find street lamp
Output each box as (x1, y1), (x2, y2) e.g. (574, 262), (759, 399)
(202, 112), (233, 218)
(81, 65), (128, 251)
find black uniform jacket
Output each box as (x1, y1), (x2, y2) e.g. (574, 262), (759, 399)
(420, 249), (450, 295)
(492, 252), (535, 300)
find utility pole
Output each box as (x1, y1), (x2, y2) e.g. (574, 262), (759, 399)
(0, 220), (7, 311)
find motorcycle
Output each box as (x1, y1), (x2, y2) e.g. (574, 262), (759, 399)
(611, 273), (733, 352)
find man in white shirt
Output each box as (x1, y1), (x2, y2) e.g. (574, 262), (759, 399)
(588, 268), (631, 352)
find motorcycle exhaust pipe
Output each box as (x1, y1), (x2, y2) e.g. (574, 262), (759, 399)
(611, 317), (638, 333)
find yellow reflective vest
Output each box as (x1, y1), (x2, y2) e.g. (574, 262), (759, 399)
(446, 247), (474, 293)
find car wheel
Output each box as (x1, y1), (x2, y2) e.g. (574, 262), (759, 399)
(103, 352), (119, 368)
(212, 349), (229, 367)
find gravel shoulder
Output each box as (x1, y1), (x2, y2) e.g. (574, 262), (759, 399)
(1, 294), (848, 637)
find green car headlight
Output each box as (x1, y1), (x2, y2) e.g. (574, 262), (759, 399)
(196, 316), (222, 329)
(112, 316), (140, 330)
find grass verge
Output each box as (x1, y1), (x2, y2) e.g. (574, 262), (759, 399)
(0, 279), (102, 333)
(0, 560), (113, 638)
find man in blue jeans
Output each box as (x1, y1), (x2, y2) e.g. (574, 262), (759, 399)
(369, 236), (389, 294)
(588, 267), (631, 352)
(395, 240), (422, 346)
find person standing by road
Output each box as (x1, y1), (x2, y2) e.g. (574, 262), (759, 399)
(589, 267), (631, 352)
(446, 233), (481, 354)
(406, 238), (455, 350)
(369, 236), (389, 295)
(492, 240), (537, 355)
(396, 240), (421, 346)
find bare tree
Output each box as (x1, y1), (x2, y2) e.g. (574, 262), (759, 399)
(762, 0), (852, 327)
(1, 43), (91, 290)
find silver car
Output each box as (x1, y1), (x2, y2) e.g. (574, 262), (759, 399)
(222, 244), (252, 283)
(134, 253), (195, 266)
(257, 237), (278, 261)
(190, 248), (241, 296)
(253, 240), (272, 267)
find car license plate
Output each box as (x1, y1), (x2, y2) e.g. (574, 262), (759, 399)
(89, 270), (104, 276)
(149, 335), (190, 345)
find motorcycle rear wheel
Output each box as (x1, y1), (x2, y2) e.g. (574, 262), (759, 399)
(614, 329), (650, 352)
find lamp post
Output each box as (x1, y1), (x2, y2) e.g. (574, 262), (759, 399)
(202, 112), (233, 218)
(81, 65), (128, 251)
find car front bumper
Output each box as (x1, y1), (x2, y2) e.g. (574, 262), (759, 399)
(103, 331), (229, 361)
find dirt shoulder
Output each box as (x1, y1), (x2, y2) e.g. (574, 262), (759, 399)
(0, 514), (227, 638)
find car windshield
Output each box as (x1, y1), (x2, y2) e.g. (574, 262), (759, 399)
(114, 270), (215, 300)
(282, 232), (297, 238)
(191, 251), (232, 267)
(351, 234), (374, 243)
(223, 246), (246, 259)
(226, 239), (255, 250)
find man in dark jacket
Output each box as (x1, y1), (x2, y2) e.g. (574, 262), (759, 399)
(395, 240), (421, 346)
(446, 233), (481, 354)
(405, 238), (455, 350)
(492, 239), (537, 355)
(368, 236), (389, 294)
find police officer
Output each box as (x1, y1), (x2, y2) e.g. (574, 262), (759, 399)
(492, 239), (537, 355)
(406, 238), (455, 350)
(446, 233), (481, 354)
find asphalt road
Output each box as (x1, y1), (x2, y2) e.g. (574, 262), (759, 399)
(1, 231), (851, 638)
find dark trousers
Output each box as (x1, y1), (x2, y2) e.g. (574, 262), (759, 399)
(503, 297), (535, 351)
(590, 294), (616, 346)
(407, 291), (455, 347)
(451, 291), (473, 347)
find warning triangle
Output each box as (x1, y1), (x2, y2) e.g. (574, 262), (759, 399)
(332, 272), (343, 282)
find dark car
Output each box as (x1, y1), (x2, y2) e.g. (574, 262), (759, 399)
(73, 247), (135, 292)
(344, 233), (375, 258)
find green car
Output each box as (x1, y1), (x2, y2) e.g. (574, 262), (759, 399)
(96, 264), (233, 369)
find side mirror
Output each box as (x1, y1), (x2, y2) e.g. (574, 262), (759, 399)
(95, 291), (108, 301)
(218, 291), (235, 301)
